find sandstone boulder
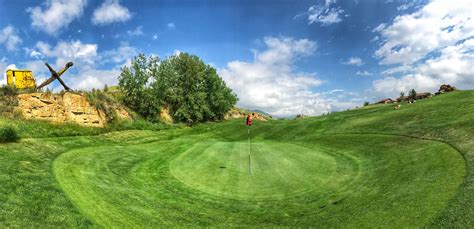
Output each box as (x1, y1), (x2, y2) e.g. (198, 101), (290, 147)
(438, 84), (456, 93)
(16, 92), (108, 127)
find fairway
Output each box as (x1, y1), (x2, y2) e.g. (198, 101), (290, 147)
(53, 134), (465, 227)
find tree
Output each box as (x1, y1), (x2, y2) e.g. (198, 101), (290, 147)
(399, 92), (405, 102)
(154, 53), (237, 123)
(118, 54), (161, 121)
(119, 53), (237, 124)
(363, 101), (369, 106)
(204, 65), (237, 120)
(103, 84), (109, 92)
(409, 89), (417, 100)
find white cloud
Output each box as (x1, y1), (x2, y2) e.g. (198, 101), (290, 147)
(306, 0), (345, 26)
(0, 63), (18, 86)
(28, 0), (87, 35)
(372, 0), (474, 98)
(92, 0), (132, 25)
(356, 70), (372, 76)
(397, 1), (423, 11)
(127, 26), (143, 36)
(167, 22), (175, 28)
(322, 89), (366, 111)
(30, 50), (43, 59)
(381, 65), (412, 75)
(343, 57), (364, 66)
(100, 42), (138, 66)
(35, 40), (98, 67)
(0, 25), (22, 51)
(372, 74), (440, 96)
(172, 49), (182, 56)
(152, 34), (158, 40)
(23, 47), (44, 59)
(219, 36), (332, 117)
(0, 62), (7, 86)
(65, 68), (122, 91)
(374, 0), (473, 65)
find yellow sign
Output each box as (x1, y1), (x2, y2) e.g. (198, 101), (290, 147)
(6, 70), (36, 89)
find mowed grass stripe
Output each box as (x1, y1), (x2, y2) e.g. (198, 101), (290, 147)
(171, 141), (339, 200)
(3, 91), (472, 227)
(53, 133), (464, 227)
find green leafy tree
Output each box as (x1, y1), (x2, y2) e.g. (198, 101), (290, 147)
(204, 65), (237, 120)
(119, 53), (237, 124)
(409, 89), (417, 100)
(118, 54), (161, 121)
(399, 92), (405, 102)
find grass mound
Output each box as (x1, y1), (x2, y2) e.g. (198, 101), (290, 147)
(0, 125), (19, 143)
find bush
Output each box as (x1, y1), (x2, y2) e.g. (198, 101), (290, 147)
(0, 85), (18, 96)
(0, 92), (19, 116)
(0, 125), (20, 143)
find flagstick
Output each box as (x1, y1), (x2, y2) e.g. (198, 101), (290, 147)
(248, 125), (251, 175)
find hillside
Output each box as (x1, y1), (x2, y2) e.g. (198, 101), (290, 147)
(0, 90), (473, 227)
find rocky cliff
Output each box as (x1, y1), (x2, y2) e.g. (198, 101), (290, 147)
(224, 108), (269, 121)
(16, 92), (130, 128)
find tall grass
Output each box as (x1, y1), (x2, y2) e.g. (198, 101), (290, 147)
(0, 125), (19, 143)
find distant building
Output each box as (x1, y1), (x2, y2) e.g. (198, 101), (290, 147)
(377, 98), (394, 104)
(396, 96), (409, 102)
(415, 92), (432, 100)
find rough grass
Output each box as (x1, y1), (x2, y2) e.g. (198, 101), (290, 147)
(0, 116), (173, 139)
(0, 125), (19, 142)
(0, 90), (473, 227)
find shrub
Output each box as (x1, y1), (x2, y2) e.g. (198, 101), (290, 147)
(85, 90), (120, 123)
(0, 125), (20, 143)
(0, 85), (18, 96)
(0, 94), (19, 116)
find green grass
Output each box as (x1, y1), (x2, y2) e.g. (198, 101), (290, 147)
(0, 115), (173, 139)
(1, 90), (474, 227)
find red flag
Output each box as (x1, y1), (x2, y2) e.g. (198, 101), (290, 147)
(246, 115), (252, 126)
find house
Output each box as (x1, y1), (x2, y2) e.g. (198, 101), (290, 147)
(416, 92), (432, 100)
(396, 96), (409, 102)
(377, 98), (394, 104)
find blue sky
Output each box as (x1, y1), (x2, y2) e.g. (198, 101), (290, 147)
(0, 0), (472, 116)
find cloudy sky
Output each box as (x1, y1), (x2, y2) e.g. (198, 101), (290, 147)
(0, 0), (472, 116)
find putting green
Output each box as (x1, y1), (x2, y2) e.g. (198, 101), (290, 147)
(170, 141), (354, 200)
(53, 134), (465, 227)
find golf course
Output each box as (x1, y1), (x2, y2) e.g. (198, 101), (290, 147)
(1, 90), (473, 227)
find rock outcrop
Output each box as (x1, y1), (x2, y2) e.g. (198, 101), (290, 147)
(438, 84), (456, 93)
(159, 106), (173, 123)
(224, 108), (268, 121)
(16, 92), (110, 127)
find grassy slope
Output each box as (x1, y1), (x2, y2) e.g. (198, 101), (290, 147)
(0, 90), (473, 227)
